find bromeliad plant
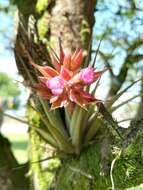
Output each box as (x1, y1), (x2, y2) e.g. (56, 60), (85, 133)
(26, 42), (119, 155)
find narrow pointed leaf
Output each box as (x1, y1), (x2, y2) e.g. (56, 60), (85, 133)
(92, 37), (104, 68)
(85, 117), (103, 143)
(70, 105), (86, 154)
(71, 107), (85, 154)
(60, 66), (72, 81)
(63, 53), (71, 70)
(59, 37), (65, 64)
(41, 117), (74, 153)
(71, 49), (83, 71)
(32, 63), (59, 78)
(32, 104), (74, 153)
(39, 98), (68, 138)
(33, 127), (58, 148)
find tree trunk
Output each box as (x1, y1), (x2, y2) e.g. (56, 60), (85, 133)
(13, 0), (143, 190)
(0, 132), (29, 190)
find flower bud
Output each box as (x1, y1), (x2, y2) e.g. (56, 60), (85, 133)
(80, 67), (94, 84)
(46, 76), (64, 95)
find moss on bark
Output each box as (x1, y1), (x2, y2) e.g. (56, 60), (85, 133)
(52, 131), (143, 190)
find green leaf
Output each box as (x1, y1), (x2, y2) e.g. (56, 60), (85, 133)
(70, 106), (85, 154)
(85, 117), (103, 143)
(39, 98), (68, 138)
(40, 116), (74, 154)
(33, 127), (58, 148)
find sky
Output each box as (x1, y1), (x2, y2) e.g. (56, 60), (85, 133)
(0, 0), (18, 78)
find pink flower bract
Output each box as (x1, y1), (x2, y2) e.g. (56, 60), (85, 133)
(46, 76), (64, 95)
(32, 46), (105, 109)
(80, 67), (94, 84)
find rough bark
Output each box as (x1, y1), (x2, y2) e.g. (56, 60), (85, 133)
(136, 74), (143, 120)
(49, 0), (96, 50)
(136, 96), (143, 119)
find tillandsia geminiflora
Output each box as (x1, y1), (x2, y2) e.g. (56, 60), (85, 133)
(29, 42), (108, 155)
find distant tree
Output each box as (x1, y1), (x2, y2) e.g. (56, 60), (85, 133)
(0, 72), (19, 96)
(0, 72), (29, 190)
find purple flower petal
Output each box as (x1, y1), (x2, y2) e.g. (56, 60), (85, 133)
(46, 76), (64, 95)
(80, 67), (94, 84)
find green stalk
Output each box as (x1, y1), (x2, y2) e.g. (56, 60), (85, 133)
(65, 107), (71, 129)
(69, 105), (81, 136)
(85, 117), (103, 143)
(70, 106), (85, 154)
